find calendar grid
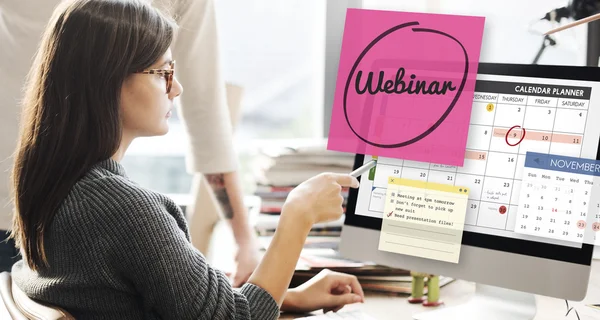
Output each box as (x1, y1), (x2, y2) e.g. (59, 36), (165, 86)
(474, 93), (499, 227)
(503, 96), (529, 229)
(515, 153), (595, 242)
(366, 79), (594, 235)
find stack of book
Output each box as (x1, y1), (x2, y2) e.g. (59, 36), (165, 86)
(254, 185), (350, 215)
(253, 140), (355, 190)
(251, 140), (354, 236)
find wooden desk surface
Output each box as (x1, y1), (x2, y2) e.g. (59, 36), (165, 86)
(207, 222), (600, 320)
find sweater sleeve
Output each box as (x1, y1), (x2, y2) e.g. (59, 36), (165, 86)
(95, 182), (279, 319)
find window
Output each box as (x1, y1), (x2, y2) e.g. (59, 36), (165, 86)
(362, 0), (587, 66)
(216, 0), (326, 141)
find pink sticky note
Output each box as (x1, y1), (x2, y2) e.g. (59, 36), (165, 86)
(327, 9), (485, 166)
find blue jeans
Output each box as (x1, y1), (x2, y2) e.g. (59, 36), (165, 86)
(0, 230), (20, 272)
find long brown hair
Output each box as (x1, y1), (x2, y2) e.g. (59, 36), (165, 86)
(10, 0), (176, 271)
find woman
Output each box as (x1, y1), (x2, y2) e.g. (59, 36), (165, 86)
(9, 0), (363, 319)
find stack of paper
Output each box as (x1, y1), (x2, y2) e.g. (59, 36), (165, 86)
(254, 139), (354, 188)
(252, 139), (354, 215)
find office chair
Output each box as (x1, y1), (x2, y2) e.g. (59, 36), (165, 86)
(0, 272), (74, 320)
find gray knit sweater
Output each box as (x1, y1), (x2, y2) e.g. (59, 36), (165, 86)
(11, 159), (280, 319)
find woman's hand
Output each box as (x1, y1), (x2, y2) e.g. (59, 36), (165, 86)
(281, 269), (365, 314)
(282, 173), (359, 228)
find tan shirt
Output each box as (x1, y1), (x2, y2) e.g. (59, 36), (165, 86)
(0, 0), (237, 230)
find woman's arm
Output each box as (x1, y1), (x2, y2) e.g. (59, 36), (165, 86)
(248, 211), (311, 306)
(247, 173), (359, 306)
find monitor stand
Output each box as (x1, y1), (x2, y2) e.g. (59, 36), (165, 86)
(413, 283), (536, 320)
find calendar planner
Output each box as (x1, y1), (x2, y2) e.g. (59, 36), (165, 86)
(352, 74), (600, 244)
(515, 152), (600, 243)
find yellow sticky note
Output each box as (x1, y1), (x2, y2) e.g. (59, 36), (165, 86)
(378, 178), (469, 263)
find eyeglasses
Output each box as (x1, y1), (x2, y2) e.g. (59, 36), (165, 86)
(137, 60), (176, 94)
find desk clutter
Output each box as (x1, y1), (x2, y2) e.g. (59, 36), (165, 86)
(257, 234), (453, 296)
(249, 140), (454, 296)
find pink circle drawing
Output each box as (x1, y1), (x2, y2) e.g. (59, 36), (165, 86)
(577, 220), (587, 229)
(593, 222), (600, 232)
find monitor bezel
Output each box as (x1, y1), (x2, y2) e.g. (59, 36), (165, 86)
(343, 63), (599, 266)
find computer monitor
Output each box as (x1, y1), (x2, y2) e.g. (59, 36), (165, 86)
(339, 63), (600, 320)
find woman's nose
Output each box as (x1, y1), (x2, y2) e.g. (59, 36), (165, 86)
(169, 77), (183, 99)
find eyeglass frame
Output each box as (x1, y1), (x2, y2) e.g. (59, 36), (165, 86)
(136, 60), (176, 94)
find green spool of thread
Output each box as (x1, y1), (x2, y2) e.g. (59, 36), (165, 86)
(411, 275), (425, 298)
(427, 275), (440, 302)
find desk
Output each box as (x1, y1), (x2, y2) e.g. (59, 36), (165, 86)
(207, 221), (600, 320)
(280, 261), (600, 319)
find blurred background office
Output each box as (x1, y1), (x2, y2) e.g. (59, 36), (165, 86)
(123, 0), (589, 197)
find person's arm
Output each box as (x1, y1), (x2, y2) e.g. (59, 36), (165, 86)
(169, 0), (237, 175)
(205, 171), (260, 286)
(204, 171), (256, 243)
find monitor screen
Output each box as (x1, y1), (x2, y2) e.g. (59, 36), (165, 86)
(344, 63), (600, 265)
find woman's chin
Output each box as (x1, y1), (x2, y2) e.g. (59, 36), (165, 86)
(150, 123), (170, 136)
(136, 123), (169, 138)
(157, 124), (169, 136)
